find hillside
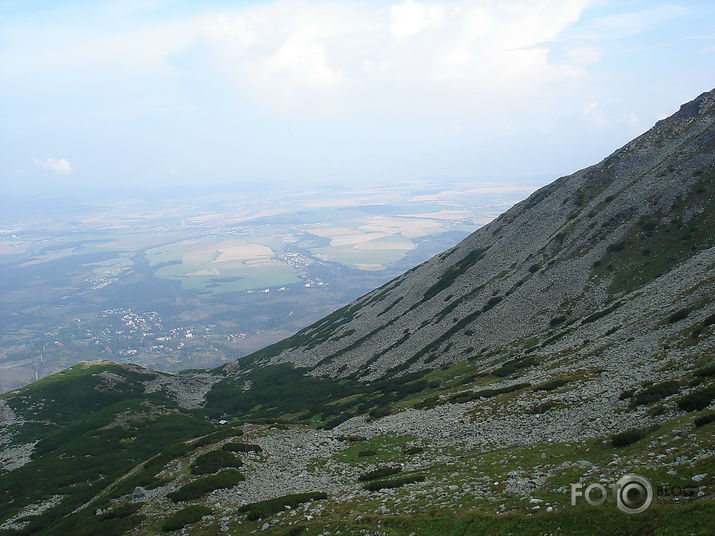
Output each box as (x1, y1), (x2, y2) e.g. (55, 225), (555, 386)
(0, 90), (714, 536)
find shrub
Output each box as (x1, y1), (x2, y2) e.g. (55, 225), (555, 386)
(368, 406), (391, 419)
(413, 396), (439, 410)
(619, 389), (634, 400)
(668, 308), (691, 324)
(677, 385), (715, 412)
(190, 450), (242, 475)
(161, 505), (212, 532)
(611, 428), (650, 448)
(98, 503), (142, 520)
(549, 316), (567, 326)
(606, 241), (626, 253)
(482, 296), (503, 312)
(167, 469), (245, 502)
(363, 474), (425, 491)
(631, 380), (680, 406)
(533, 378), (569, 392)
(493, 357), (536, 377)
(694, 412), (715, 427)
(237, 492), (327, 521)
(403, 446), (424, 455)
(192, 428), (239, 448)
(530, 401), (557, 414)
(336, 435), (366, 442)
(704, 313), (715, 326)
(581, 302), (621, 324)
(321, 414), (353, 430)
(221, 442), (263, 454)
(357, 449), (377, 457)
(358, 466), (402, 482)
(694, 364), (715, 377)
(528, 264), (541, 273)
(282, 528), (306, 536)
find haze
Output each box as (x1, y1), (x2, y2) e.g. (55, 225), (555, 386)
(2, 0), (714, 201)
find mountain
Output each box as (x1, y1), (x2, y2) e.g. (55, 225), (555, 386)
(1, 90), (714, 536)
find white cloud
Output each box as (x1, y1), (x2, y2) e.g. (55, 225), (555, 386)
(5, 0), (601, 116)
(389, 0), (445, 39)
(193, 0), (594, 113)
(33, 157), (74, 175)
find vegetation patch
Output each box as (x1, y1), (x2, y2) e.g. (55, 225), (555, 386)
(533, 378), (570, 392)
(631, 380), (681, 406)
(421, 248), (489, 302)
(362, 474), (425, 491)
(446, 382), (531, 404)
(611, 427), (652, 447)
(167, 469), (245, 502)
(694, 364), (715, 377)
(358, 466), (402, 482)
(677, 385), (715, 412)
(190, 450), (242, 475)
(668, 308), (691, 324)
(493, 357), (537, 378)
(222, 442), (263, 454)
(694, 412), (715, 427)
(97, 503), (142, 520)
(161, 505), (212, 532)
(237, 492), (327, 521)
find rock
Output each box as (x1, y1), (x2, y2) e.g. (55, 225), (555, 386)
(132, 486), (147, 500)
(692, 474), (707, 483)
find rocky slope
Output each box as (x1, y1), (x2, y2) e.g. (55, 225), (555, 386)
(0, 90), (714, 536)
(255, 89), (715, 381)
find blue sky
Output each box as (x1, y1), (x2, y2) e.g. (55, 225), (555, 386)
(1, 0), (714, 197)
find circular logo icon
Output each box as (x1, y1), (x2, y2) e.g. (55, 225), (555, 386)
(615, 474), (653, 514)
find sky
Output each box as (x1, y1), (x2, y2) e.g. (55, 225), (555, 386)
(1, 0), (714, 198)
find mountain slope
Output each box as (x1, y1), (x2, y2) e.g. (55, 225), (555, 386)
(1, 90), (714, 536)
(247, 89), (715, 380)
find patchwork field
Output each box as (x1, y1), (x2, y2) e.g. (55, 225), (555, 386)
(0, 179), (537, 390)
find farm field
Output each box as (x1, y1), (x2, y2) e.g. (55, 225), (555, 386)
(0, 179), (537, 391)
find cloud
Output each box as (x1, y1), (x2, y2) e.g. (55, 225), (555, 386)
(4, 0), (596, 115)
(389, 0), (445, 39)
(33, 157), (74, 174)
(194, 0), (593, 113)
